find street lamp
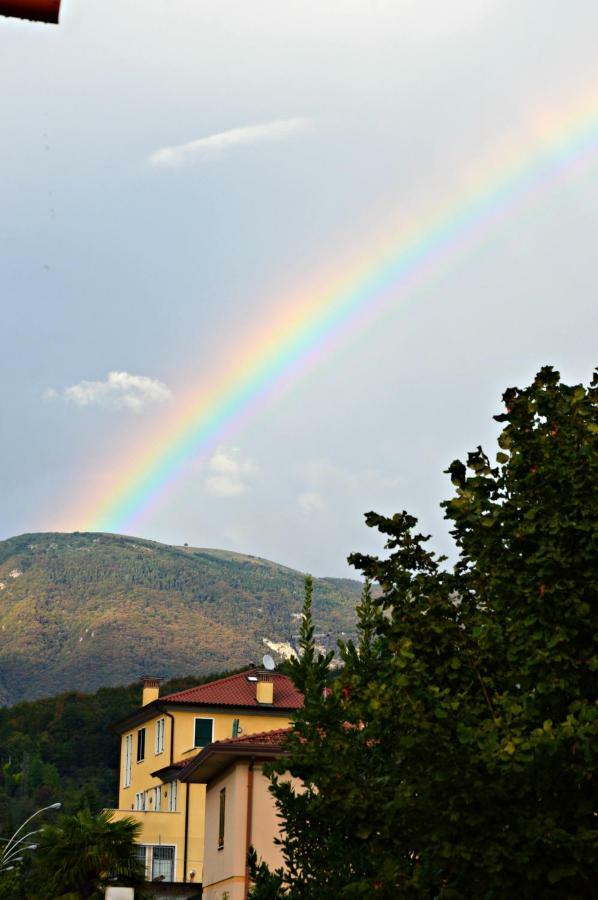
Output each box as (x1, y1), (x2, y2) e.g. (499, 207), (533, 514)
(0, 802), (61, 874)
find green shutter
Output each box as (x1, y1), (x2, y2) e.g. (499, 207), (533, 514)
(194, 718), (213, 747)
(218, 788), (226, 848)
(137, 727), (145, 762)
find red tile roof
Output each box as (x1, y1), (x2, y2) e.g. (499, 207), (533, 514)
(178, 727), (291, 782)
(164, 729), (291, 782)
(160, 668), (303, 710)
(211, 727), (291, 748)
(150, 759), (188, 778)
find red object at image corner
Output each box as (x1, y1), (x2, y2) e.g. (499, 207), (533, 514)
(0, 0), (61, 23)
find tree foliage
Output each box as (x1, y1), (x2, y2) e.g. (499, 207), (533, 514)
(251, 367), (598, 899)
(0, 670), (242, 838)
(31, 808), (142, 899)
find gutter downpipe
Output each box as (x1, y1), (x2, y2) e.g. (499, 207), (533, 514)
(163, 709), (190, 880)
(244, 756), (255, 900)
(163, 709), (175, 766)
(183, 782), (190, 882)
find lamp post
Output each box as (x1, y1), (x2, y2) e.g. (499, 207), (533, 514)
(0, 802), (61, 874)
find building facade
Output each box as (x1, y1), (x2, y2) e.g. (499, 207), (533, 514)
(179, 728), (292, 900)
(109, 669), (302, 886)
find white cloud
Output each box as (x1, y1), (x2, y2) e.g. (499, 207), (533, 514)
(297, 460), (406, 518)
(149, 118), (311, 167)
(205, 448), (257, 497)
(299, 491), (325, 514)
(44, 371), (171, 412)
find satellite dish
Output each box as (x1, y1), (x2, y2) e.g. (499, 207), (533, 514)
(262, 653), (275, 671)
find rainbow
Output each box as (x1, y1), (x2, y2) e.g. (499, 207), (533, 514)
(71, 86), (598, 533)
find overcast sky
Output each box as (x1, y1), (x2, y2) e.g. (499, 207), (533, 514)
(1, 0), (596, 576)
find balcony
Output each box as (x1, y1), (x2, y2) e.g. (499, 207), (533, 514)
(105, 807), (183, 846)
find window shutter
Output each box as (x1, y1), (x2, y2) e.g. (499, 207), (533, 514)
(137, 727), (146, 762)
(218, 788), (226, 848)
(169, 780), (178, 812)
(124, 734), (133, 787)
(194, 718), (214, 747)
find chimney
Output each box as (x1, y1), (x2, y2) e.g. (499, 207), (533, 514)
(256, 672), (274, 705)
(141, 676), (161, 706)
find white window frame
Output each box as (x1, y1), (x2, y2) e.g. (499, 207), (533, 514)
(153, 786), (161, 811)
(168, 780), (178, 812)
(137, 727), (146, 763)
(123, 734), (133, 788)
(155, 717), (165, 755)
(193, 716), (214, 748)
(134, 844), (176, 881)
(151, 844), (176, 881)
(135, 792), (146, 811)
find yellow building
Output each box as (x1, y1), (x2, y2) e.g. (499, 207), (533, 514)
(109, 669), (302, 887)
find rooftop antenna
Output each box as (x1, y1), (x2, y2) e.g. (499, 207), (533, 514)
(262, 653), (275, 671)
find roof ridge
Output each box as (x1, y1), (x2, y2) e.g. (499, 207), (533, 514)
(161, 667), (260, 699)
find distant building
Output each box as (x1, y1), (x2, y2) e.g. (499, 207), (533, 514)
(109, 670), (302, 888)
(179, 728), (292, 900)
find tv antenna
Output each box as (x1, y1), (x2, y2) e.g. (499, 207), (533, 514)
(262, 653), (275, 671)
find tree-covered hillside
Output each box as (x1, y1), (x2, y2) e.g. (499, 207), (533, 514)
(0, 532), (360, 705)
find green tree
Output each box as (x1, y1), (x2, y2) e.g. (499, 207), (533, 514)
(0, 870), (20, 900)
(32, 809), (142, 899)
(251, 577), (386, 898)
(251, 367), (598, 899)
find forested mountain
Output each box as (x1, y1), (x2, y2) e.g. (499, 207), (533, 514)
(0, 532), (360, 706)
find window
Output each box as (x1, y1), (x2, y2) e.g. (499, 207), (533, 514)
(218, 788), (226, 849)
(137, 727), (146, 762)
(135, 791), (146, 811)
(155, 717), (165, 755)
(135, 845), (174, 881)
(123, 734), (133, 788)
(152, 845), (175, 881)
(168, 780), (178, 812)
(134, 844), (149, 879)
(194, 718), (213, 747)
(153, 786), (161, 811)
(232, 718), (240, 738)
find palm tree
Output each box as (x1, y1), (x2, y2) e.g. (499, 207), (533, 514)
(34, 809), (142, 899)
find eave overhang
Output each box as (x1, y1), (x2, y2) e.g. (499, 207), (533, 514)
(150, 761), (186, 781)
(179, 742), (286, 784)
(112, 700), (297, 735)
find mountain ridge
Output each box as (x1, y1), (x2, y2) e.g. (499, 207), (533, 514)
(0, 531), (361, 706)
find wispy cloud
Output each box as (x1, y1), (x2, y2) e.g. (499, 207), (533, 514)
(299, 491), (325, 514)
(44, 371), (171, 412)
(149, 117), (311, 168)
(205, 448), (257, 497)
